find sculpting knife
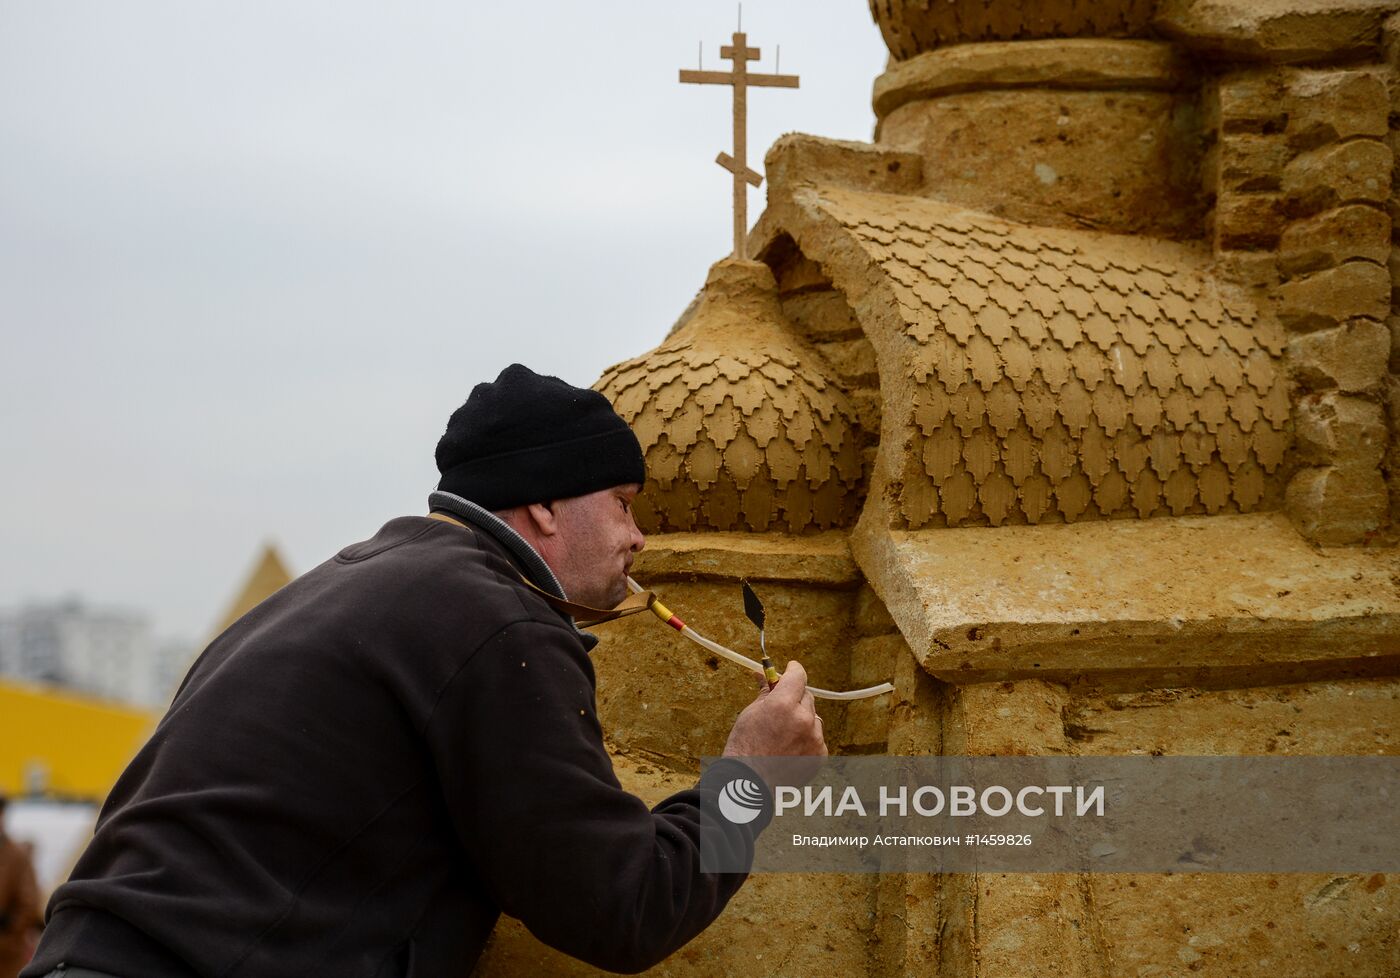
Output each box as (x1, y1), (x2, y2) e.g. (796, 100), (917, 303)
(741, 580), (781, 689)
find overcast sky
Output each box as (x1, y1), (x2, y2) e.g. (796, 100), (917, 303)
(0, 2), (888, 641)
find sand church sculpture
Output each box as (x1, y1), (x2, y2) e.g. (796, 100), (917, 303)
(477, 1), (1399, 974)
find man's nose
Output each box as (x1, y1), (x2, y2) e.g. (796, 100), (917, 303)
(630, 519), (645, 553)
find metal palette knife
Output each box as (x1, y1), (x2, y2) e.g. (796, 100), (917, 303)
(741, 580), (782, 688)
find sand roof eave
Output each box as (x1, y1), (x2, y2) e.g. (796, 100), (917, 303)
(747, 184), (1394, 683)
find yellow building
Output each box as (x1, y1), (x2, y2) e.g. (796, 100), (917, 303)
(0, 543), (293, 802)
(0, 679), (156, 799)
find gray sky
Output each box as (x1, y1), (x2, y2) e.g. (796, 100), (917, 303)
(0, 1), (888, 641)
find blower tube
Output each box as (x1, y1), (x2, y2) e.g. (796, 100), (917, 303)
(626, 577), (895, 702)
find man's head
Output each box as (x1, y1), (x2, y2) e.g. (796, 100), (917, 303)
(490, 484), (645, 608)
(435, 364), (646, 606)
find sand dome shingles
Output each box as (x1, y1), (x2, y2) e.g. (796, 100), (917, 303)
(870, 0), (1160, 61)
(780, 186), (1291, 528)
(596, 259), (864, 533)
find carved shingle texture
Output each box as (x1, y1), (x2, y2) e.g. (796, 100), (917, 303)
(596, 261), (863, 533)
(812, 188), (1288, 528)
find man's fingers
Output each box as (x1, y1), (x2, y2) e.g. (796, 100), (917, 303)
(768, 660), (808, 704)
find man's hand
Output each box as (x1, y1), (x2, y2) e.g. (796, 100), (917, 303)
(721, 660), (827, 788)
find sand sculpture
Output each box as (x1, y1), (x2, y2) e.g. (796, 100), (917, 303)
(477, 2), (1399, 974)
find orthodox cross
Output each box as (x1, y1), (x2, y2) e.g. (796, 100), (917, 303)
(679, 32), (798, 260)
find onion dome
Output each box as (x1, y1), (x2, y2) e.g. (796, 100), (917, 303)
(872, 0), (1157, 61)
(595, 259), (863, 533)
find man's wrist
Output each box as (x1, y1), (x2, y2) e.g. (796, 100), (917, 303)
(713, 754), (770, 794)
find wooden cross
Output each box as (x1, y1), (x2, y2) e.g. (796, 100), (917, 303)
(680, 32), (798, 260)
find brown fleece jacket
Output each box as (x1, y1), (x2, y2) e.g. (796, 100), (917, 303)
(0, 832), (42, 978)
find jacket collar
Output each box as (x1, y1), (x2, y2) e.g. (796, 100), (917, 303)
(427, 490), (568, 600)
(426, 492), (599, 651)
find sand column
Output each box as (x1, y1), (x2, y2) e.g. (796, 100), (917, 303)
(872, 39), (1201, 239)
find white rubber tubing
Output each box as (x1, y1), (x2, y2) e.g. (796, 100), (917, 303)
(627, 577), (895, 701)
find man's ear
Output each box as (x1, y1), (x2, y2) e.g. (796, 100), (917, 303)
(524, 500), (560, 537)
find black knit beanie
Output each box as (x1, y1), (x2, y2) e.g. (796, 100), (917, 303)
(435, 364), (645, 510)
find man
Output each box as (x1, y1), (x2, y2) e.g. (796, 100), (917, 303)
(0, 795), (42, 978)
(24, 364), (825, 978)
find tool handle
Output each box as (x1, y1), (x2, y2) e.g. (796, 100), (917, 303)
(762, 659), (781, 689)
